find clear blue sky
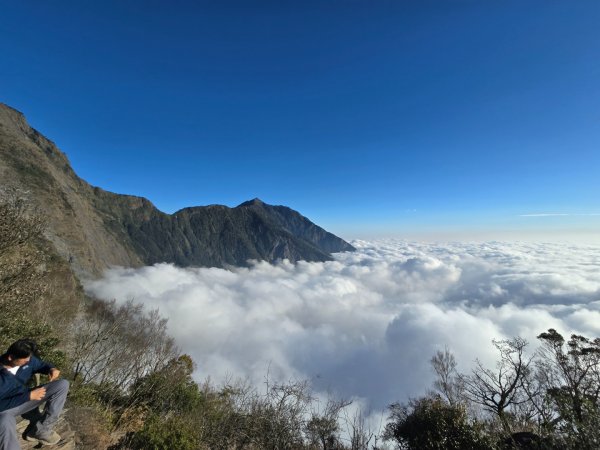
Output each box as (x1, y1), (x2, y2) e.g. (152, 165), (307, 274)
(2, 1), (600, 240)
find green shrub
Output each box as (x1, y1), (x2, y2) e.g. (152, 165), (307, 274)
(384, 396), (493, 450)
(124, 415), (199, 450)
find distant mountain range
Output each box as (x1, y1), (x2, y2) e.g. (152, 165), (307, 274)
(0, 103), (354, 275)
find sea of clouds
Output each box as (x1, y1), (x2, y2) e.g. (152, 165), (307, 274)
(84, 239), (600, 413)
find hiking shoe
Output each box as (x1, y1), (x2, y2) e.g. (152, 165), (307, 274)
(24, 430), (61, 445)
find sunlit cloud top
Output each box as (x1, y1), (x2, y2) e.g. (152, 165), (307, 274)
(85, 239), (600, 410)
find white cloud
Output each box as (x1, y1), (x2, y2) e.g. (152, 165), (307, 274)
(84, 239), (600, 411)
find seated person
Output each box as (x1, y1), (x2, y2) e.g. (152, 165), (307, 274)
(0, 339), (69, 448)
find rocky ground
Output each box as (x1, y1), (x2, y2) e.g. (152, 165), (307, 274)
(16, 413), (75, 450)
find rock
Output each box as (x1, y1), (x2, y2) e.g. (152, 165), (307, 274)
(16, 414), (75, 450)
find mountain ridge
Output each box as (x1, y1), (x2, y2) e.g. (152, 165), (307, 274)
(0, 103), (354, 275)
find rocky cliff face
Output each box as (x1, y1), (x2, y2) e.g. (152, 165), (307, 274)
(0, 103), (354, 275)
(128, 198), (355, 268)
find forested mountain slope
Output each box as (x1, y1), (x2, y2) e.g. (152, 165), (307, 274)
(0, 103), (354, 275)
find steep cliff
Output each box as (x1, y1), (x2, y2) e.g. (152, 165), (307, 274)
(0, 103), (354, 275)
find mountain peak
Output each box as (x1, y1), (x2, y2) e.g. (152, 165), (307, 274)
(237, 198), (265, 208)
(0, 104), (355, 272)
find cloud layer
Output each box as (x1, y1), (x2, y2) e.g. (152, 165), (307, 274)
(84, 240), (600, 410)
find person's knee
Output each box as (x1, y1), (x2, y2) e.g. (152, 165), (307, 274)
(46, 378), (69, 395)
(54, 378), (69, 392)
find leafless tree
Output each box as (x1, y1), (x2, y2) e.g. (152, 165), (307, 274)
(68, 298), (178, 395)
(461, 337), (533, 432)
(431, 346), (465, 407)
(0, 191), (49, 347)
(252, 377), (313, 449)
(306, 397), (352, 449)
(0, 190), (45, 253)
(341, 406), (385, 450)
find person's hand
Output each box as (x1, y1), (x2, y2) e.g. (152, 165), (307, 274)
(30, 387), (46, 401)
(48, 368), (60, 381)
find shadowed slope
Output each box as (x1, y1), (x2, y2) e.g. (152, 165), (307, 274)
(0, 103), (354, 275)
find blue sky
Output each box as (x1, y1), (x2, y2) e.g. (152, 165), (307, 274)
(2, 1), (600, 240)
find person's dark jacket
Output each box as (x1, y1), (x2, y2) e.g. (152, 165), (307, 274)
(0, 355), (55, 412)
